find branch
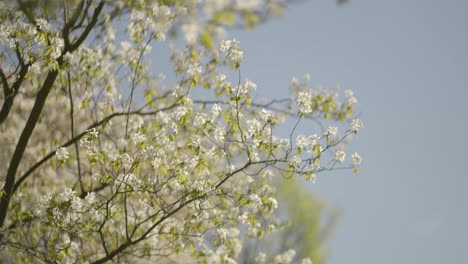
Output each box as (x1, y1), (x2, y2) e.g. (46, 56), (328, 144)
(16, 0), (36, 25)
(0, 54), (28, 124)
(0, 68), (60, 228)
(67, 70), (84, 193)
(63, 0), (85, 49)
(12, 104), (179, 195)
(0, 1), (106, 228)
(69, 1), (105, 52)
(125, 33), (155, 138)
(0, 67), (10, 101)
(90, 193), (204, 264)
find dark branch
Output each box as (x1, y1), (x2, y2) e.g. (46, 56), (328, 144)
(0, 68), (60, 228)
(0, 51), (29, 124)
(0, 1), (106, 228)
(69, 1), (104, 52)
(63, 0), (85, 49)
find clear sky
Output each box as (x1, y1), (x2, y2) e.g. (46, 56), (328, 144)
(231, 0), (468, 263)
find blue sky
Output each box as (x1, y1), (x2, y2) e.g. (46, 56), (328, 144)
(231, 0), (468, 263)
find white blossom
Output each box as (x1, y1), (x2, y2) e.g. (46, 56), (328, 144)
(237, 0), (261, 10)
(221, 39), (244, 64)
(249, 194), (263, 208)
(239, 79), (256, 95)
(211, 104), (222, 117)
(187, 62), (202, 76)
(267, 197), (278, 209)
(326, 126), (338, 137)
(352, 152), (362, 166)
(297, 91), (313, 114)
(274, 249), (296, 264)
(256, 252), (267, 264)
(334, 150), (346, 162)
(290, 155), (302, 167)
(56, 147), (69, 161)
(259, 109), (272, 122)
(120, 153), (134, 171)
(131, 132), (146, 144)
(351, 118), (364, 133)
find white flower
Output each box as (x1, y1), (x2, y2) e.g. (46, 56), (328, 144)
(59, 188), (76, 203)
(347, 96), (358, 105)
(249, 194), (262, 208)
(50, 37), (64, 59)
(238, 212), (249, 224)
(291, 77), (300, 87)
(214, 126), (225, 142)
(217, 227), (240, 241)
(352, 152), (362, 166)
(71, 196), (83, 211)
(35, 193), (52, 218)
(259, 109), (272, 122)
(187, 62), (202, 76)
(296, 135), (308, 149)
(211, 104), (222, 117)
(267, 224), (276, 232)
(239, 79), (256, 95)
(290, 155), (302, 167)
(301, 258), (313, 264)
(87, 128), (99, 138)
(237, 0), (261, 10)
(120, 153), (134, 170)
(85, 192), (97, 205)
(280, 138), (290, 147)
(175, 106), (188, 121)
(296, 134), (320, 150)
(216, 73), (227, 83)
(131, 132), (146, 144)
(267, 197), (278, 209)
(326, 126), (338, 137)
(305, 172), (317, 183)
(56, 147), (69, 161)
(36, 18), (51, 31)
(351, 119), (363, 133)
(297, 91), (313, 114)
(334, 150), (346, 162)
(29, 63), (41, 75)
(274, 249), (296, 264)
(220, 39), (236, 52)
(181, 22), (199, 45)
(194, 112), (208, 128)
(345, 89), (358, 105)
(220, 39), (243, 64)
(256, 252), (267, 264)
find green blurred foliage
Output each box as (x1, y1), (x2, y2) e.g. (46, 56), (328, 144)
(239, 178), (339, 263)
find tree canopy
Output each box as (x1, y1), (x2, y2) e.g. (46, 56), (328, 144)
(0, 0), (362, 263)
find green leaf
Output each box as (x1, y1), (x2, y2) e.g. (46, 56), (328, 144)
(192, 251), (206, 257)
(200, 31), (214, 49)
(213, 10), (236, 25)
(244, 11), (260, 30)
(257, 229), (264, 239)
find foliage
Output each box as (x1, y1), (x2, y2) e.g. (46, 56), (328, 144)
(0, 0), (362, 263)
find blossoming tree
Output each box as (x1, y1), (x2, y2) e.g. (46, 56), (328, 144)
(0, 0), (362, 263)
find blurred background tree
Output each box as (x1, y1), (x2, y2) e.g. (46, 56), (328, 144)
(239, 178), (339, 264)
